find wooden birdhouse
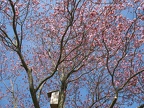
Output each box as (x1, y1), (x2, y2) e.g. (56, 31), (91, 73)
(47, 90), (59, 108)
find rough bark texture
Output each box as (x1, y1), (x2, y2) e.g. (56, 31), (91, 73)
(58, 77), (67, 108)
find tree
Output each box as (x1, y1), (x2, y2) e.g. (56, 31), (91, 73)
(0, 0), (144, 108)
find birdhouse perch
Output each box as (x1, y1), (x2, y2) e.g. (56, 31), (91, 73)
(47, 90), (59, 108)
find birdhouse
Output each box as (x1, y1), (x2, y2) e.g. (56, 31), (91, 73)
(47, 90), (59, 108)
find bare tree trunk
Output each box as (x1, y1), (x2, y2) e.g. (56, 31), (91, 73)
(27, 69), (40, 108)
(58, 79), (67, 108)
(17, 52), (40, 108)
(109, 93), (118, 108)
(58, 91), (66, 108)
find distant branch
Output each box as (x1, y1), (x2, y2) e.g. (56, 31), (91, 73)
(119, 69), (144, 91)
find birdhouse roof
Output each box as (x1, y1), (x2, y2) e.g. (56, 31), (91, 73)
(47, 90), (59, 98)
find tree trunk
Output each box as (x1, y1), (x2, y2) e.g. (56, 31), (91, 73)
(17, 52), (40, 108)
(30, 90), (40, 108)
(58, 80), (67, 108)
(109, 93), (118, 108)
(58, 91), (66, 108)
(28, 69), (40, 108)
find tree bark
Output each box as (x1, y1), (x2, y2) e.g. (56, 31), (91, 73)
(27, 69), (40, 108)
(58, 80), (67, 108)
(109, 93), (118, 108)
(17, 51), (40, 108)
